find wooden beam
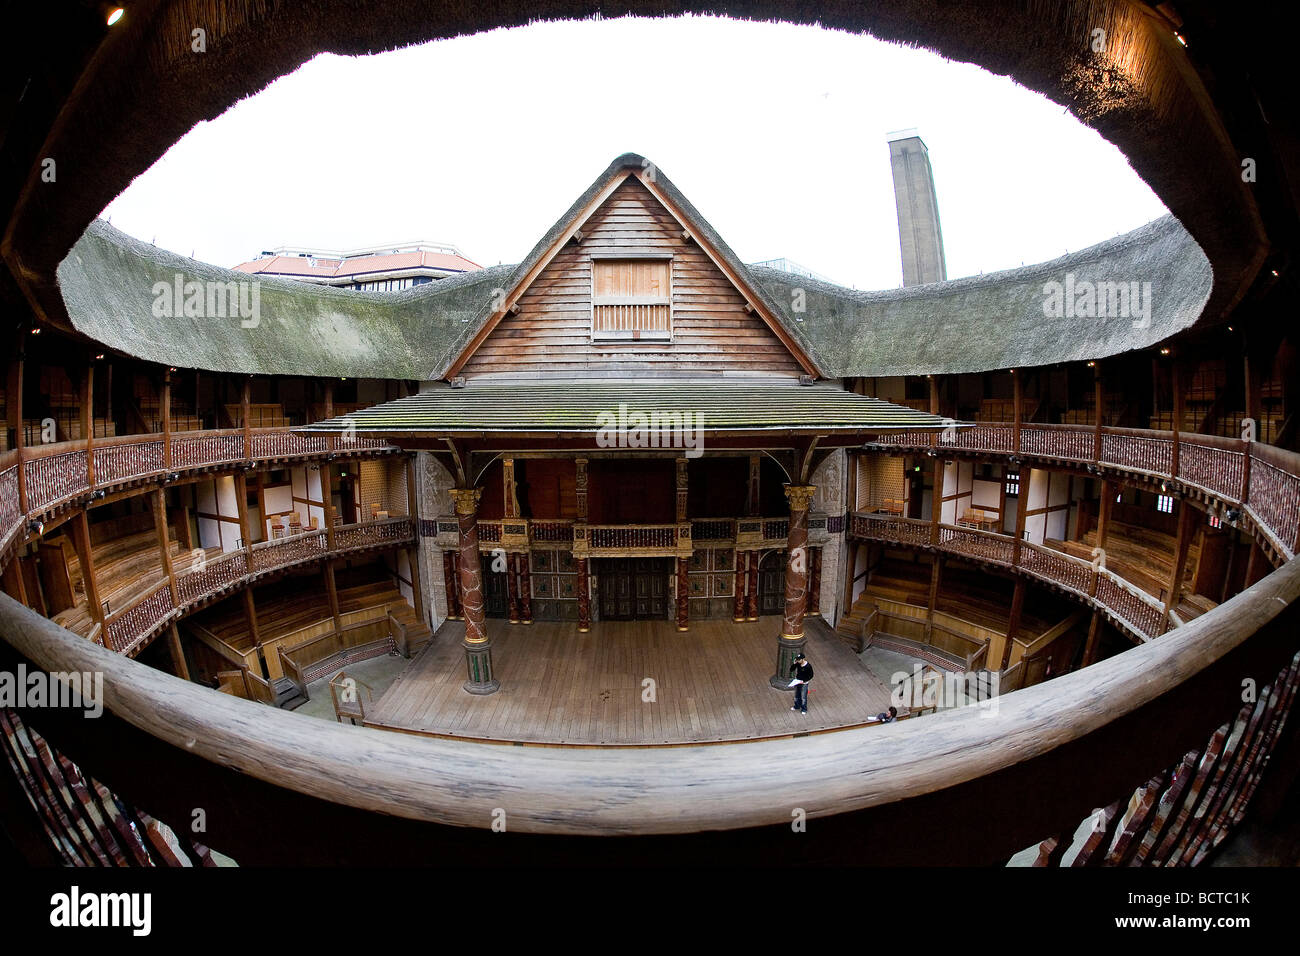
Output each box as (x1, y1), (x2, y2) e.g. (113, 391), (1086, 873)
(234, 471), (252, 554)
(1012, 369), (1022, 452)
(243, 588), (261, 648)
(1093, 362), (1104, 461)
(161, 367), (172, 469)
(72, 512), (103, 626)
(324, 561), (342, 634)
(1097, 479), (1114, 552)
(167, 624), (190, 682)
(1081, 610), (1104, 667)
(924, 555), (943, 644)
(320, 463), (336, 551)
(81, 358), (94, 485)
(1171, 355), (1183, 475)
(929, 457), (943, 545)
(241, 376), (252, 460)
(10, 345), (26, 513)
(1162, 499), (1196, 628)
(1001, 577), (1026, 669)
(152, 488), (180, 607)
(928, 375), (939, 416)
(1012, 466), (1033, 566)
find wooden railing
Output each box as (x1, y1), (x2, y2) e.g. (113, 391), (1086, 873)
(851, 512), (1167, 641)
(588, 524), (678, 550)
(3, 551), (1296, 865)
(873, 423), (1300, 560)
(90, 519), (415, 658)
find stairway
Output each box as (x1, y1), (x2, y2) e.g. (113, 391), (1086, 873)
(835, 594), (875, 648)
(272, 677), (308, 710)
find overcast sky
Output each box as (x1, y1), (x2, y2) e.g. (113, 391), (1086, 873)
(101, 14), (1169, 291)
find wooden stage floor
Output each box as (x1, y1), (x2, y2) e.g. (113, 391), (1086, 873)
(363, 615), (895, 745)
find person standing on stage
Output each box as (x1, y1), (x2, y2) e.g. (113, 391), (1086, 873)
(789, 651), (814, 715)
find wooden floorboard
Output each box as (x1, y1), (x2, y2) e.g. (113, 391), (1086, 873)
(364, 615), (894, 745)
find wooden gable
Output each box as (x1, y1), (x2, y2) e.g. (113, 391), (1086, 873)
(456, 175), (810, 379)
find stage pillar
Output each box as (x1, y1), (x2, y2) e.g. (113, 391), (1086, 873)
(454, 488), (498, 694)
(771, 484), (815, 689)
(675, 557), (690, 632)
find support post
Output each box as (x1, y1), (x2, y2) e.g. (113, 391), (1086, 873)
(81, 358), (95, 485)
(72, 512), (103, 628)
(771, 484), (815, 689)
(162, 367), (172, 469)
(675, 557), (690, 632)
(746, 550), (759, 621)
(1012, 467), (1034, 567)
(576, 558), (591, 633)
(1093, 362), (1104, 463)
(152, 488), (180, 608)
(1081, 609), (1104, 668)
(320, 463), (336, 551)
(1097, 479), (1114, 552)
(241, 376), (252, 461)
(518, 551), (531, 624)
(167, 624), (190, 682)
(1001, 577), (1026, 669)
(1171, 356), (1183, 477)
(1012, 369), (1022, 453)
(733, 549), (747, 622)
(453, 487), (498, 693)
(1162, 499), (1196, 629)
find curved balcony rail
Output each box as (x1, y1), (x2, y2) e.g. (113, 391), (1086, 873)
(2, 547), (1296, 865)
(851, 513), (1168, 641)
(0, 428), (402, 563)
(91, 518), (415, 658)
(871, 423), (1300, 562)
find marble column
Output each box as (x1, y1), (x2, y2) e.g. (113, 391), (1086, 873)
(771, 484), (815, 689)
(746, 550), (759, 621)
(733, 549), (747, 622)
(576, 558), (591, 632)
(519, 551), (532, 625)
(453, 488), (498, 694)
(675, 557), (690, 632)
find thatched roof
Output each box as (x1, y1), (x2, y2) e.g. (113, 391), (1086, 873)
(57, 165), (1211, 379)
(754, 214), (1212, 377)
(57, 219), (513, 379)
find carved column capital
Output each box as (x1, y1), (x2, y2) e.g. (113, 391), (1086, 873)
(451, 487), (483, 516)
(784, 484), (817, 513)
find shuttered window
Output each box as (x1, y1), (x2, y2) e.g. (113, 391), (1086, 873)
(591, 258), (671, 340)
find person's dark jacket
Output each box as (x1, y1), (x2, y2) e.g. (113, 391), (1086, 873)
(790, 660), (814, 682)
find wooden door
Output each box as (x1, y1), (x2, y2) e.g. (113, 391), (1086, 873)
(599, 559), (634, 620)
(480, 555), (508, 618)
(758, 551), (785, 616)
(599, 558), (669, 620)
(634, 558), (669, 619)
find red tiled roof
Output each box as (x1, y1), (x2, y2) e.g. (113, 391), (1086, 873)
(233, 250), (481, 279)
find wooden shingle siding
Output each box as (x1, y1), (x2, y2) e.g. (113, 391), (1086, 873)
(460, 178), (805, 377)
